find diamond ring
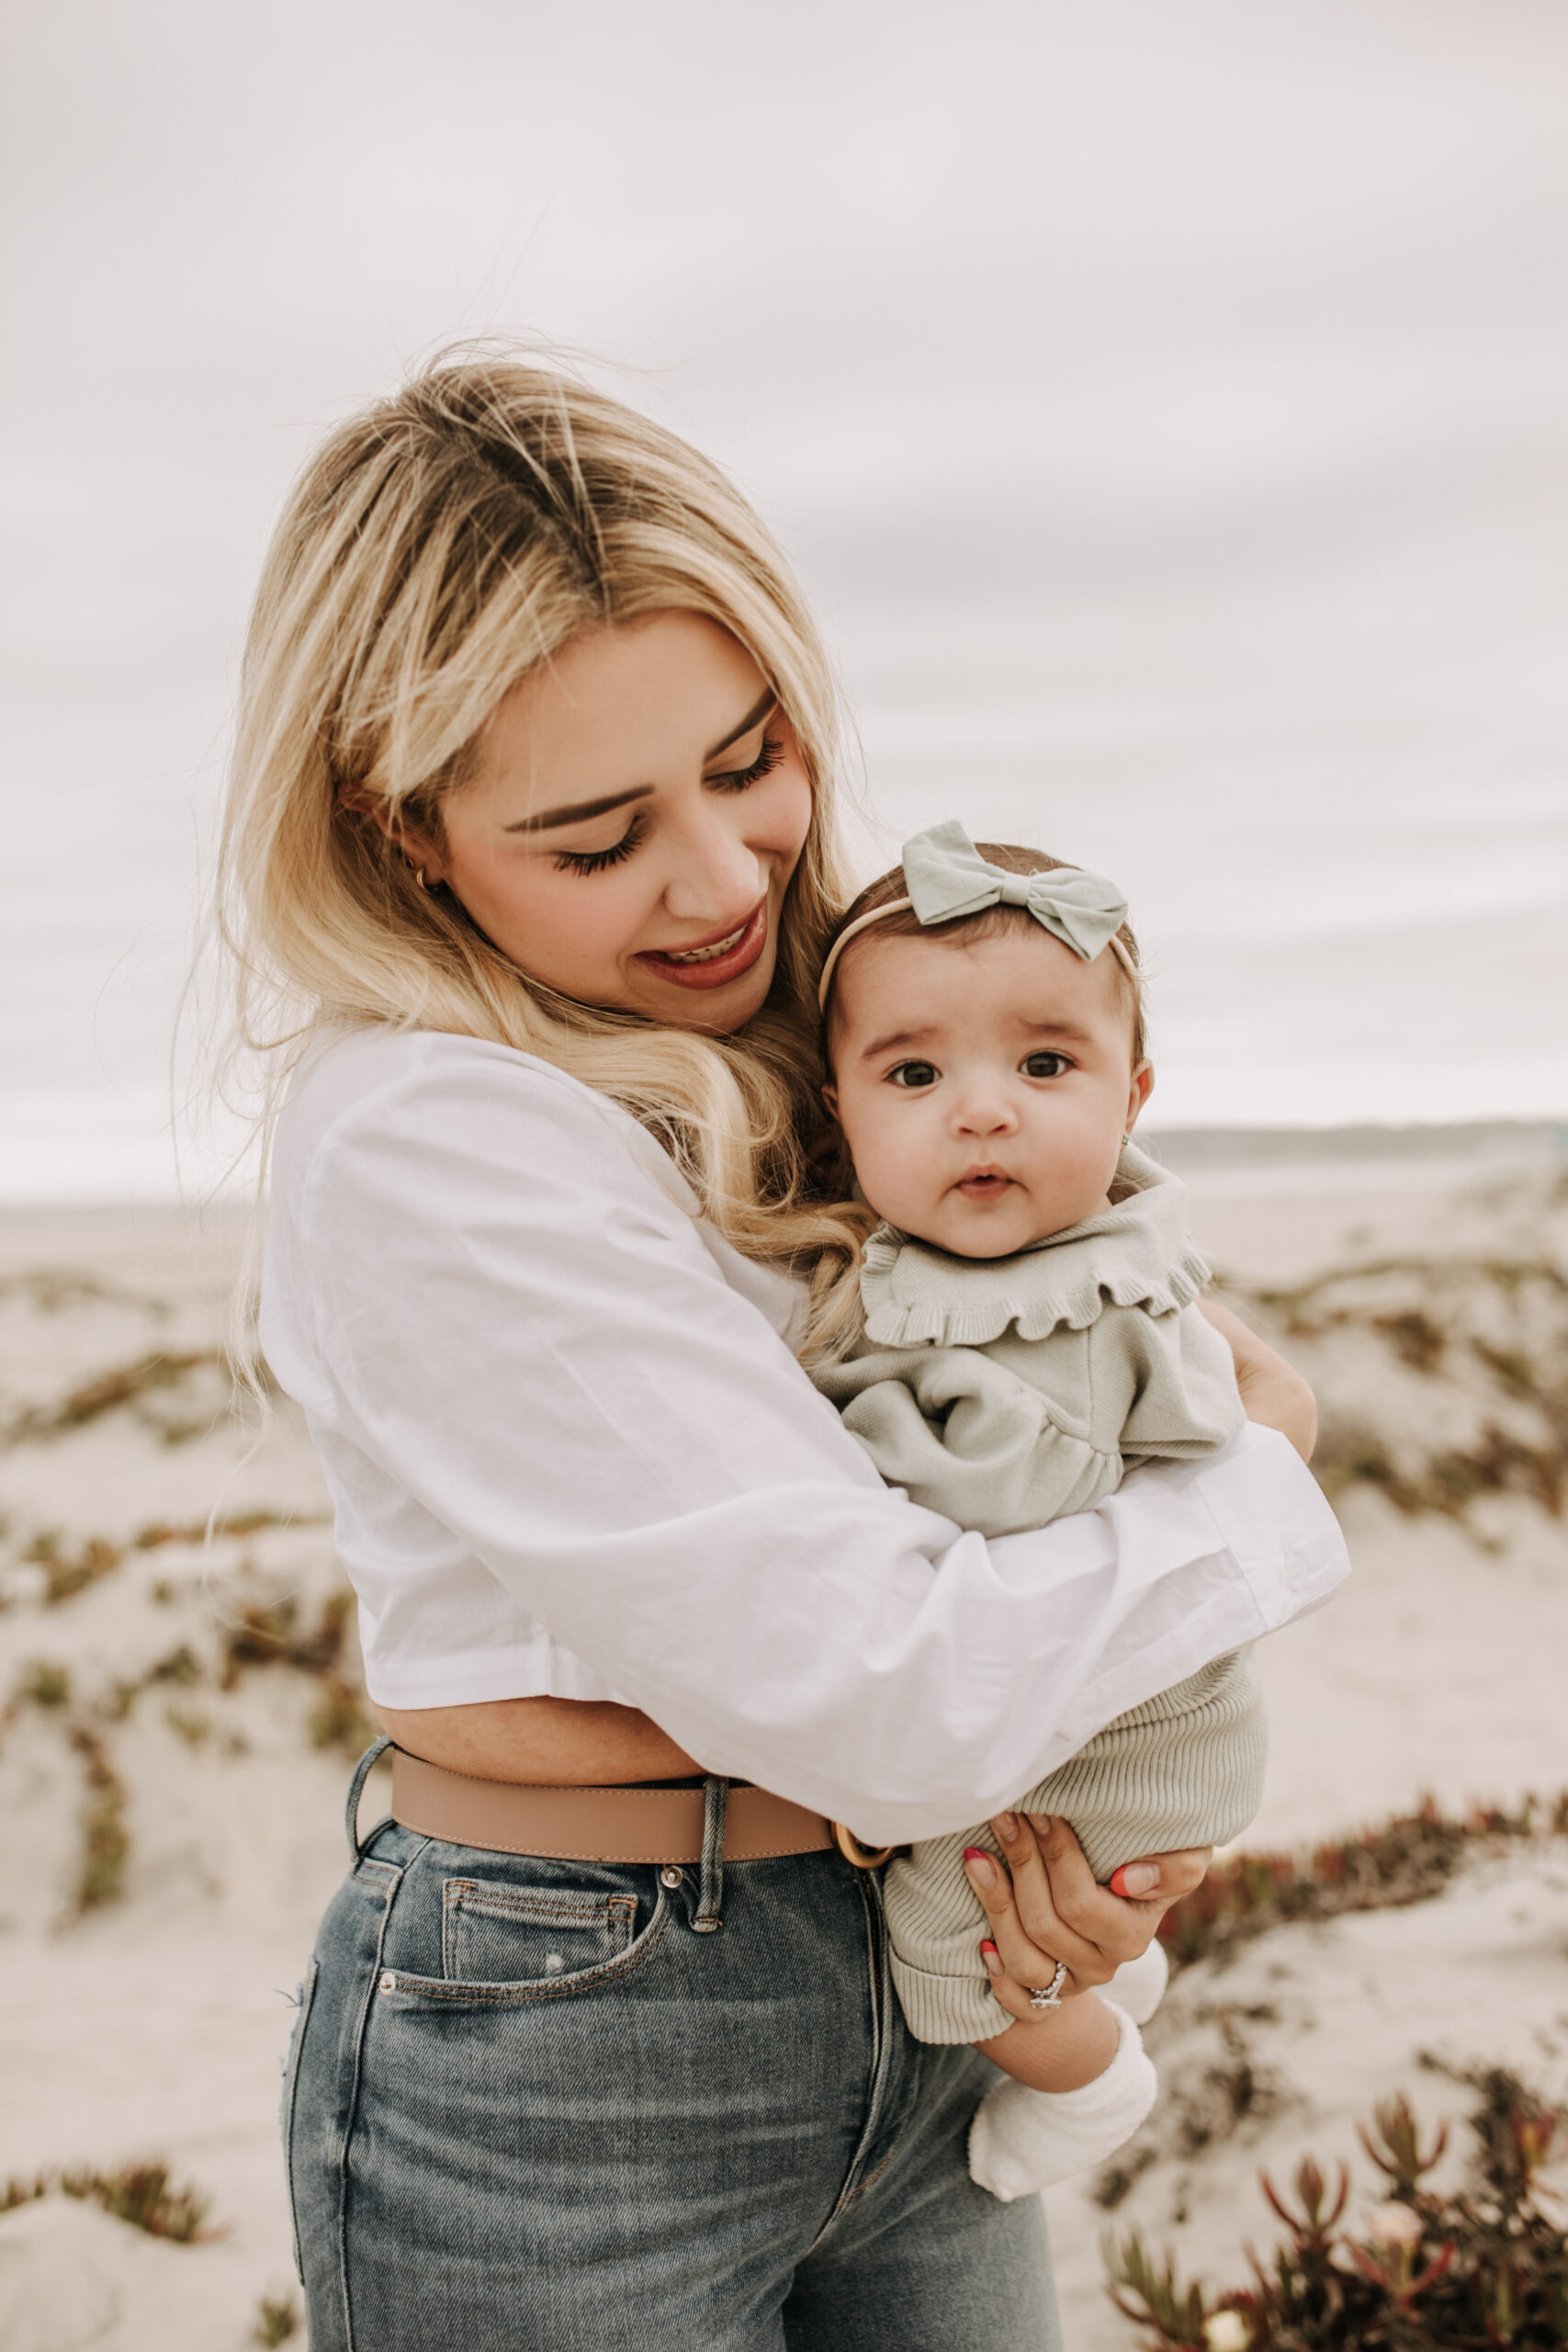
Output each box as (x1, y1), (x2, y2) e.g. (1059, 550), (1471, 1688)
(1027, 1961), (1069, 2012)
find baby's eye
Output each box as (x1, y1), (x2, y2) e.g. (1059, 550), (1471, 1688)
(887, 1060), (940, 1090)
(1021, 1051), (1071, 1080)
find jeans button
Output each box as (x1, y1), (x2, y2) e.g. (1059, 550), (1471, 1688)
(660, 1867), (682, 1890)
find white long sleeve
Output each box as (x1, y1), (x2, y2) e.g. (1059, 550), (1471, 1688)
(260, 1027), (1348, 1846)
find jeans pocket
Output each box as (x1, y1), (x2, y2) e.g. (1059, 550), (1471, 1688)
(279, 1956), (320, 2281)
(442, 1875), (638, 1985)
(382, 1878), (672, 2007)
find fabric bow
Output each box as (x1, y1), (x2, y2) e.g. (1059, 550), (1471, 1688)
(901, 820), (1129, 963)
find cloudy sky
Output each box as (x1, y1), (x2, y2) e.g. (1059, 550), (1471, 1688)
(5, 0), (1567, 1194)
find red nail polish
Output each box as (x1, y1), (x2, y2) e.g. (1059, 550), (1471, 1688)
(1110, 1863), (1157, 1897)
(963, 1847), (987, 1862)
(980, 1939), (998, 1958)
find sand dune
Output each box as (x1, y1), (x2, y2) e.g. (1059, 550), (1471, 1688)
(0, 1167), (1563, 2348)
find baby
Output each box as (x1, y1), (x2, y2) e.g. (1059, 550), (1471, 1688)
(808, 821), (1268, 2201)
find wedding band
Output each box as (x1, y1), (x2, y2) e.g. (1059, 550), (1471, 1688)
(1028, 1961), (1069, 2012)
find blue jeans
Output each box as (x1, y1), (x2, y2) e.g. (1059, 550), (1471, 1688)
(284, 1748), (1063, 2349)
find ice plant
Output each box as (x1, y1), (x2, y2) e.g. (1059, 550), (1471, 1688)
(1156, 1793), (1568, 1971)
(1363, 2201), (1423, 2247)
(1106, 2073), (1566, 2347)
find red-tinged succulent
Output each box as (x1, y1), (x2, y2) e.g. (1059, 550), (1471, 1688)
(1106, 2071), (1565, 2349)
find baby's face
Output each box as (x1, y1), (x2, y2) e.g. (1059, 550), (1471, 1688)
(824, 922), (1151, 1259)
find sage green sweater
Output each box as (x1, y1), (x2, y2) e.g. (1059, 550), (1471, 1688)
(815, 1148), (1266, 2043)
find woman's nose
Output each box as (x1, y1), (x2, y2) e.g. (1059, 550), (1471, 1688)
(661, 806), (767, 924)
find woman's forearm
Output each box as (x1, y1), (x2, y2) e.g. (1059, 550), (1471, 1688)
(375, 1430), (1341, 1843)
(1237, 1357), (1317, 1460)
(1198, 1296), (1318, 1461)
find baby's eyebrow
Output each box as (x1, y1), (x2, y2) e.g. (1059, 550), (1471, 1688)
(857, 1025), (942, 1061)
(1017, 1020), (1097, 1045)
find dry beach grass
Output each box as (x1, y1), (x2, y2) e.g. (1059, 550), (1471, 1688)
(0, 1156), (1564, 2347)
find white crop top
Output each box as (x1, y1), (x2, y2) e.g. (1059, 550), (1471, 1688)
(259, 1025), (1348, 1845)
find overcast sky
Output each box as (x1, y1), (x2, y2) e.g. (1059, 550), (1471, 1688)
(5, 1), (1567, 1191)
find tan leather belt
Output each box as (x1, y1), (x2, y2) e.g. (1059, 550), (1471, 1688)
(389, 1748), (843, 1865)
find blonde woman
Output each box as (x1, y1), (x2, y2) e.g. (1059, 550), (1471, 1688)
(229, 356), (1345, 2351)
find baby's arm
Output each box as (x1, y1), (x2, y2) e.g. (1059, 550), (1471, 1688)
(816, 1339), (1120, 1539)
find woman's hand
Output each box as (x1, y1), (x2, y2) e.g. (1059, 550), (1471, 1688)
(964, 1813), (1209, 2022)
(1198, 1295), (1318, 1463)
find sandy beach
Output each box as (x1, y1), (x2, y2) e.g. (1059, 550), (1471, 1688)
(1, 1149), (1564, 2349)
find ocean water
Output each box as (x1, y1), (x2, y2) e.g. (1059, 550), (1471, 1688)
(3, 0), (1566, 1200)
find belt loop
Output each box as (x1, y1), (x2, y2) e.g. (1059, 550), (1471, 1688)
(345, 1736), (393, 1862)
(693, 1775), (728, 1932)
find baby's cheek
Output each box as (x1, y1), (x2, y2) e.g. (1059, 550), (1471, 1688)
(855, 1120), (936, 1230)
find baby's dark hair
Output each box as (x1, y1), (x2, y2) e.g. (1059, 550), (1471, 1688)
(820, 842), (1145, 1071)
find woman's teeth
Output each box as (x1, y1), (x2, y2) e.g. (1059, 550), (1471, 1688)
(661, 922), (748, 965)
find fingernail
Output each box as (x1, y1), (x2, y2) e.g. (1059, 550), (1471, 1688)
(980, 1940), (1001, 1974)
(995, 1812), (1020, 1842)
(964, 1850), (997, 1890)
(1112, 1863), (1158, 1897)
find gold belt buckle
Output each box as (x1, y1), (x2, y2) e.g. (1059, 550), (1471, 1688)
(831, 1821), (897, 1870)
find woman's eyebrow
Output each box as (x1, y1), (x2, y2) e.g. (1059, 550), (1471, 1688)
(504, 786), (653, 835)
(502, 691), (777, 834)
(705, 688), (776, 761)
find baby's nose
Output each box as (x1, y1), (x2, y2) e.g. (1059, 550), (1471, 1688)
(954, 1088), (1019, 1135)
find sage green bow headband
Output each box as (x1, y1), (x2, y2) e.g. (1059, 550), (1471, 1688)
(818, 820), (1134, 1011)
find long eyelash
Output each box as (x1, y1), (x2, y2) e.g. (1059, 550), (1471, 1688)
(710, 734), (785, 793)
(554, 813), (649, 875)
(552, 734), (783, 874)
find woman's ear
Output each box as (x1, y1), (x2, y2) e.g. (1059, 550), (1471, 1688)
(338, 786), (446, 886)
(820, 1081), (840, 1122)
(1124, 1061), (1154, 1133)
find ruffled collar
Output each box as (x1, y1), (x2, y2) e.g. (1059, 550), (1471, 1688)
(858, 1146), (1211, 1348)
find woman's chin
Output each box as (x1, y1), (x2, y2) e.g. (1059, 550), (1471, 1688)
(646, 962), (776, 1034)
(631, 940), (781, 1034)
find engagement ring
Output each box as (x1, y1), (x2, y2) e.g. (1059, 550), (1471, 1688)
(1027, 1962), (1069, 2012)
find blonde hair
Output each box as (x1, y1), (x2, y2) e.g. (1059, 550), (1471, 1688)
(219, 349), (867, 1263)
(796, 842), (1147, 1366)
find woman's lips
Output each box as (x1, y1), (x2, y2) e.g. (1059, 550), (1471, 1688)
(637, 900), (769, 991)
